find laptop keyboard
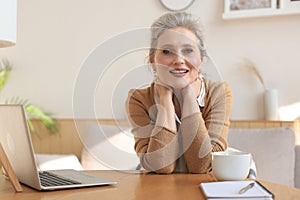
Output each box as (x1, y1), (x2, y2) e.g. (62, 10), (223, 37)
(39, 171), (81, 187)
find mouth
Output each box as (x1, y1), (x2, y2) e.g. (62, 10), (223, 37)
(169, 68), (189, 76)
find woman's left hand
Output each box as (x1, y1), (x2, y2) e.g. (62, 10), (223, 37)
(181, 77), (201, 99)
(180, 77), (201, 119)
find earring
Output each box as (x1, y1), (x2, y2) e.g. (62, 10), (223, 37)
(153, 70), (157, 77)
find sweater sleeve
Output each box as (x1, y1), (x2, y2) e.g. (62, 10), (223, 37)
(180, 82), (233, 173)
(125, 89), (178, 173)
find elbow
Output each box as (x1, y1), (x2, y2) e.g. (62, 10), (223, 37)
(186, 153), (212, 174)
(155, 166), (175, 174)
(212, 142), (227, 152)
(140, 161), (175, 174)
(139, 153), (176, 174)
(188, 163), (212, 174)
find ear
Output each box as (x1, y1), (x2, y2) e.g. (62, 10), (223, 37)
(148, 48), (156, 64)
(200, 52), (203, 61)
(151, 64), (157, 73)
(149, 56), (154, 64)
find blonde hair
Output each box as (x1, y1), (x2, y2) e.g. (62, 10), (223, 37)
(149, 12), (207, 63)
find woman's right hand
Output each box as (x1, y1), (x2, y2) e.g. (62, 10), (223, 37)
(155, 78), (173, 99)
(154, 79), (177, 132)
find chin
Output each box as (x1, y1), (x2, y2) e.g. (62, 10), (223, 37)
(169, 81), (189, 90)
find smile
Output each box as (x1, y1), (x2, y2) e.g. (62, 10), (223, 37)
(169, 69), (189, 75)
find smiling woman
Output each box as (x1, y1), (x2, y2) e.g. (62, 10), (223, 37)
(152, 27), (202, 90)
(125, 12), (233, 174)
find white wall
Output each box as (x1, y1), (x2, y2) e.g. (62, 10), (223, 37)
(0, 0), (299, 120)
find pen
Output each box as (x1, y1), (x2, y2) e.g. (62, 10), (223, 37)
(239, 182), (255, 194)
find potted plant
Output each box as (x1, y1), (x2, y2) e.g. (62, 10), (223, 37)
(241, 58), (278, 120)
(0, 59), (58, 134)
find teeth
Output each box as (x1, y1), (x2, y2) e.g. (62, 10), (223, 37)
(170, 69), (189, 74)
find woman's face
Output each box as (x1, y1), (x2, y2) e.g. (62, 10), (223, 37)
(152, 26), (202, 89)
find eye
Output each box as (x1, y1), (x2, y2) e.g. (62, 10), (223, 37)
(162, 49), (173, 55)
(182, 48), (194, 54)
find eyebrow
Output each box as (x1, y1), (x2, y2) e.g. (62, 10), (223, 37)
(158, 43), (197, 49)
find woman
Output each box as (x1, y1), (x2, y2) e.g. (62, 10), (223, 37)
(126, 12), (233, 174)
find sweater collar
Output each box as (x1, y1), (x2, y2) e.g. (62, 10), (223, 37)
(197, 74), (206, 107)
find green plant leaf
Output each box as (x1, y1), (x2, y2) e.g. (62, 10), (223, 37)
(0, 59), (12, 91)
(24, 104), (59, 134)
(1, 59), (59, 135)
(5, 97), (59, 134)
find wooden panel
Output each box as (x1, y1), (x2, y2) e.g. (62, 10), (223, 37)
(31, 119), (85, 160)
(230, 120), (295, 129)
(30, 119), (300, 160)
(294, 120), (300, 145)
(280, 121), (295, 128)
(230, 120), (250, 128)
(265, 121), (281, 128)
(30, 119), (130, 160)
(248, 121), (266, 128)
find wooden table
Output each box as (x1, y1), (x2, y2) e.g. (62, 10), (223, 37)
(1, 170), (300, 200)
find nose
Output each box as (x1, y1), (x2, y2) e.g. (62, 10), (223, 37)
(172, 54), (185, 65)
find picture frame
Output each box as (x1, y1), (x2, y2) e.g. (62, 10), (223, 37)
(224, 0), (277, 14)
(280, 0), (300, 10)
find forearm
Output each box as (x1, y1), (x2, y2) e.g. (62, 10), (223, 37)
(181, 83), (200, 119)
(133, 126), (178, 173)
(156, 100), (177, 132)
(181, 113), (212, 173)
(127, 85), (179, 173)
(181, 96), (200, 119)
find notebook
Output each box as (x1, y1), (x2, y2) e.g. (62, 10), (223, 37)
(0, 105), (117, 190)
(200, 180), (274, 199)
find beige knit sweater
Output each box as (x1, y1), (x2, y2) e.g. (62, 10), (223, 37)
(125, 78), (233, 174)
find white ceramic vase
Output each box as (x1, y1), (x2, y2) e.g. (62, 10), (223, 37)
(264, 89), (278, 120)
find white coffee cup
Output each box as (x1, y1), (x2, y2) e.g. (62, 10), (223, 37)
(212, 151), (251, 181)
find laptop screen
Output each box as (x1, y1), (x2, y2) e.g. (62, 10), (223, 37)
(0, 105), (42, 189)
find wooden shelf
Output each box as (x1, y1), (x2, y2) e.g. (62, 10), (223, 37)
(223, 8), (300, 19)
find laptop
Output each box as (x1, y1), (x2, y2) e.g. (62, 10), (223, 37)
(0, 104), (117, 190)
